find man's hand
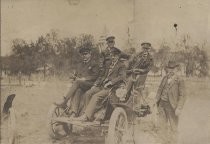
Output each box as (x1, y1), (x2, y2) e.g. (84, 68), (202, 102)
(175, 108), (182, 116)
(133, 69), (144, 73)
(126, 69), (133, 73)
(104, 81), (112, 88)
(91, 85), (97, 89)
(69, 74), (77, 80)
(103, 78), (109, 84)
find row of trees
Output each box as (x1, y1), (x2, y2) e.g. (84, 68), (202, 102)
(2, 30), (100, 79)
(1, 31), (209, 79)
(152, 35), (209, 77)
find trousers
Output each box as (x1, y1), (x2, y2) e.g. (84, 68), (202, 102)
(85, 88), (109, 119)
(77, 86), (101, 114)
(66, 80), (93, 114)
(157, 99), (178, 144)
(126, 74), (147, 104)
(70, 88), (84, 115)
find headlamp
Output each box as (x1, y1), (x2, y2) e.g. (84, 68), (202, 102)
(116, 85), (127, 101)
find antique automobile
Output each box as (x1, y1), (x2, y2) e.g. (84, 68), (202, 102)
(1, 94), (17, 144)
(47, 69), (152, 144)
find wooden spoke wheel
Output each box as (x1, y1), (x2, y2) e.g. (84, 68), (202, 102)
(107, 107), (128, 144)
(47, 105), (72, 139)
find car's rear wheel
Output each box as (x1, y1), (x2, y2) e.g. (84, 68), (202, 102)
(47, 105), (72, 139)
(107, 107), (128, 144)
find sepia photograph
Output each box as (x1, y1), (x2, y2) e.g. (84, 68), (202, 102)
(1, 0), (210, 144)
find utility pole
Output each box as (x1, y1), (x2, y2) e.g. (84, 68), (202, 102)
(98, 25), (108, 53)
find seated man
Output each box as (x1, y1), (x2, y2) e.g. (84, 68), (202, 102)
(80, 36), (124, 112)
(75, 47), (126, 121)
(54, 47), (100, 117)
(126, 42), (154, 102)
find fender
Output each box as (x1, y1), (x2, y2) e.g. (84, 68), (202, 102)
(3, 94), (16, 114)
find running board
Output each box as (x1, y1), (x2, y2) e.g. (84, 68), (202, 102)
(52, 117), (109, 127)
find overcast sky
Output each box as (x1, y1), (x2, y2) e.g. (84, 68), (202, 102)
(1, 0), (210, 56)
(134, 0), (209, 48)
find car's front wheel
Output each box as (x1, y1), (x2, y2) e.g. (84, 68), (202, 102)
(47, 105), (72, 139)
(107, 107), (128, 144)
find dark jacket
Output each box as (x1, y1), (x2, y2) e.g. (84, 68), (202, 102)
(101, 59), (126, 87)
(94, 47), (119, 86)
(128, 52), (153, 75)
(94, 47), (127, 87)
(75, 58), (100, 82)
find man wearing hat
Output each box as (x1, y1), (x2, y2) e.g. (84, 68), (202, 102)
(127, 42), (153, 77)
(156, 60), (186, 144)
(99, 36), (119, 68)
(126, 42), (154, 101)
(54, 47), (100, 117)
(78, 36), (122, 111)
(105, 36), (116, 52)
(74, 47), (126, 122)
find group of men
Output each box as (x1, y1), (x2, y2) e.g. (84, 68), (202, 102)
(54, 36), (186, 144)
(55, 36), (153, 120)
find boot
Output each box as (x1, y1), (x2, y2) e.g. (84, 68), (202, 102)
(73, 114), (89, 122)
(69, 112), (77, 119)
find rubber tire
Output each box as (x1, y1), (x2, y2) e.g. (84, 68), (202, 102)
(47, 105), (72, 139)
(107, 107), (128, 144)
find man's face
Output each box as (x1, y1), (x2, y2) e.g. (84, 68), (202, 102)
(107, 41), (115, 48)
(167, 68), (176, 76)
(111, 53), (119, 63)
(82, 52), (91, 62)
(143, 51), (149, 58)
(142, 48), (150, 53)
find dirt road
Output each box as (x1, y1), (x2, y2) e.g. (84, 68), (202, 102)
(1, 78), (210, 144)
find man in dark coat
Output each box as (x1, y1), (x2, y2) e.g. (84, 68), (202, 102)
(156, 60), (186, 144)
(126, 42), (154, 102)
(54, 47), (100, 116)
(74, 47), (126, 121)
(81, 36), (122, 110)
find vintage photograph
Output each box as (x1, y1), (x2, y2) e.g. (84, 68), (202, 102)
(1, 0), (210, 144)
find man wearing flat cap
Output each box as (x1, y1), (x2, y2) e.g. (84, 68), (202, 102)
(54, 47), (100, 117)
(74, 47), (126, 122)
(77, 36), (122, 112)
(127, 42), (154, 80)
(156, 60), (186, 144)
(87, 36), (120, 88)
(126, 42), (154, 101)
(100, 36), (117, 66)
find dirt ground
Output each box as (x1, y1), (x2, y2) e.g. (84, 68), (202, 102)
(1, 77), (210, 144)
